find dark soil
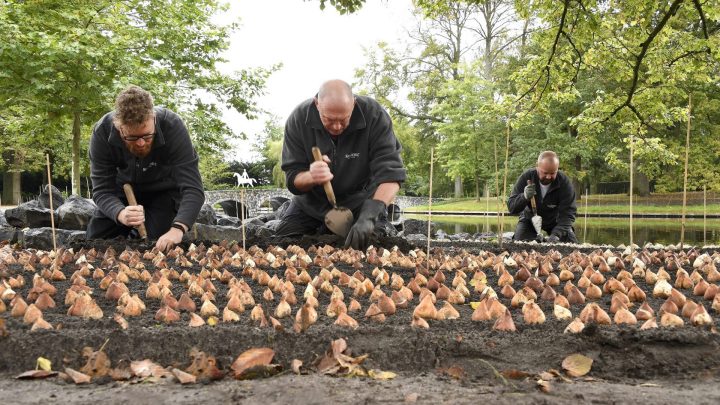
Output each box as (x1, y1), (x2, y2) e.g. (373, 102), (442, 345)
(2, 239), (720, 403)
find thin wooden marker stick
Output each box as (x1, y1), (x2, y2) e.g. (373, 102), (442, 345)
(500, 122), (511, 249)
(703, 185), (707, 246)
(45, 154), (57, 251)
(241, 188), (246, 251)
(629, 135), (634, 250)
(681, 94), (692, 250)
(427, 147), (434, 273)
(583, 188), (589, 244)
(485, 184), (490, 233)
(494, 135), (500, 243)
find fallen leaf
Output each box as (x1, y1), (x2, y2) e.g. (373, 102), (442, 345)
(36, 357), (52, 371)
(207, 316), (218, 326)
(64, 367), (91, 384)
(538, 371), (554, 381)
(109, 366), (133, 381)
(469, 301), (482, 310)
(130, 359), (169, 378)
(562, 354), (593, 377)
(185, 348), (224, 380)
(291, 359), (303, 374)
(80, 347), (111, 377)
(500, 369), (531, 379)
(438, 365), (466, 380)
(537, 379), (552, 393)
(405, 393), (419, 403)
(16, 370), (58, 379)
(368, 369), (396, 380)
(171, 368), (196, 384)
(231, 348), (275, 379)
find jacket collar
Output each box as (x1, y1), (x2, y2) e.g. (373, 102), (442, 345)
(108, 107), (167, 151)
(305, 97), (367, 134)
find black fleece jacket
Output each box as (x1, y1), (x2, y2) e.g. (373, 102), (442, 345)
(89, 107), (205, 228)
(507, 168), (577, 236)
(281, 96), (406, 221)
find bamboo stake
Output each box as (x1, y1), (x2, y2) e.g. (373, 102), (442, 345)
(45, 154), (57, 251)
(703, 185), (707, 246)
(583, 188), (589, 244)
(629, 135), (634, 250)
(427, 147), (434, 273)
(484, 183), (490, 233)
(494, 135), (500, 244)
(241, 188), (246, 251)
(500, 122), (511, 248)
(681, 94), (692, 249)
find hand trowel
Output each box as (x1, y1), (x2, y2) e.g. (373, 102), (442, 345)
(311, 147), (354, 237)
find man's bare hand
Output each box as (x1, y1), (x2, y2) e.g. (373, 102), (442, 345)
(156, 227), (183, 252)
(117, 205), (145, 227)
(309, 155), (333, 184)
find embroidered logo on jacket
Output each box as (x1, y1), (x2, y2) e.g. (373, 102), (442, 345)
(345, 153), (360, 159)
(142, 162), (158, 172)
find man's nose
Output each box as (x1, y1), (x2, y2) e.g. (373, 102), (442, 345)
(136, 138), (146, 146)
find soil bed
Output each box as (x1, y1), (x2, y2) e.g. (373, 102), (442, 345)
(1, 236), (720, 403)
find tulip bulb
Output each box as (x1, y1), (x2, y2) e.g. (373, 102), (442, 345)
(554, 305), (572, 321)
(564, 318), (585, 334)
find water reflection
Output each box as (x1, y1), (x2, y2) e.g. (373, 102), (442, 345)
(406, 215), (720, 246)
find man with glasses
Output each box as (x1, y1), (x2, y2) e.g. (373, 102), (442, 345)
(86, 85), (205, 251)
(277, 79), (406, 250)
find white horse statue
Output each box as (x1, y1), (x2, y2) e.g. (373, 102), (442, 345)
(233, 170), (256, 187)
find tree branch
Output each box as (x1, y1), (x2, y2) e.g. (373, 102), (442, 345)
(692, 0), (709, 39)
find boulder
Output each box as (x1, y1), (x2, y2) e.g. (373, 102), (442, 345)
(38, 184), (65, 209)
(401, 218), (435, 236)
(19, 228), (85, 250)
(57, 195), (96, 230)
(217, 199), (249, 218)
(0, 227), (18, 243)
(195, 203), (217, 225)
(187, 223), (253, 243)
(269, 196), (290, 211)
(5, 200), (58, 228)
(274, 200), (291, 220)
(217, 216), (242, 227)
(448, 232), (471, 241)
(404, 234), (428, 245)
(0, 209), (7, 227)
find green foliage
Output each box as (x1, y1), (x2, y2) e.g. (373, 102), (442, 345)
(0, 0), (274, 194)
(312, 0), (365, 14)
(252, 116), (286, 189)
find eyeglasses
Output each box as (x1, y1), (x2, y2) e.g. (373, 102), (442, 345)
(119, 117), (156, 142)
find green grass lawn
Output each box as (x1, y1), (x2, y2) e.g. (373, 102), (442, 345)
(405, 198), (720, 215)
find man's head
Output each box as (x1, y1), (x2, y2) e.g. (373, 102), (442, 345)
(536, 151), (560, 185)
(314, 80), (355, 136)
(113, 85), (155, 158)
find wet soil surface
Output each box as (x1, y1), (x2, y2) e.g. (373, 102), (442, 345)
(2, 237), (720, 403)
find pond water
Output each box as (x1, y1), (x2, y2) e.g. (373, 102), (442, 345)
(405, 214), (720, 246)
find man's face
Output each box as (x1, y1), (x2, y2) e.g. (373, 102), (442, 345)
(119, 117), (155, 158)
(315, 98), (354, 136)
(537, 159), (559, 185)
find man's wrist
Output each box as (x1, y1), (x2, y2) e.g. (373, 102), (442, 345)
(172, 222), (187, 234)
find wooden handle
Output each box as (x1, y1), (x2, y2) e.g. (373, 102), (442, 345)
(311, 147), (337, 206)
(527, 180), (538, 213)
(123, 183), (148, 239)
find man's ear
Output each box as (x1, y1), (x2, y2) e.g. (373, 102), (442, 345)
(313, 97), (319, 107)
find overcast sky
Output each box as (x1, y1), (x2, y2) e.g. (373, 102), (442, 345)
(217, 0), (416, 161)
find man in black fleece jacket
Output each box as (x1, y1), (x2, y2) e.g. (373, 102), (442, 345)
(87, 85), (205, 251)
(507, 151), (578, 243)
(278, 79), (406, 250)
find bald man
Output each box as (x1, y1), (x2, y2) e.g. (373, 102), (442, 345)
(507, 151), (578, 243)
(277, 80), (406, 249)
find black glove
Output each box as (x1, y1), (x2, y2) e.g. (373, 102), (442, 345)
(524, 183), (536, 200)
(345, 199), (386, 251)
(535, 233), (545, 243)
(547, 234), (560, 243)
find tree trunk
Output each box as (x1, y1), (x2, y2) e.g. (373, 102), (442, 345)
(633, 169), (651, 197)
(72, 111), (81, 196)
(454, 175), (463, 198)
(2, 149), (22, 205)
(572, 155), (582, 201)
(475, 176), (480, 201)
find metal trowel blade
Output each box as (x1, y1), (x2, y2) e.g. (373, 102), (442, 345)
(325, 208), (354, 238)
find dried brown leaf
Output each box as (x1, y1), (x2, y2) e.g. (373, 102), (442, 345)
(291, 359), (303, 375)
(231, 348), (275, 379)
(64, 367), (91, 384)
(15, 370), (58, 379)
(80, 347), (111, 378)
(171, 368), (197, 384)
(130, 359), (169, 378)
(562, 354), (593, 377)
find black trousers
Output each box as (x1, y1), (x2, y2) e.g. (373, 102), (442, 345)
(274, 200), (393, 237)
(86, 190), (180, 240)
(512, 220), (578, 243)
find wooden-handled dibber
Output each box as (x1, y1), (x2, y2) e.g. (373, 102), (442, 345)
(123, 183), (148, 239)
(311, 147), (354, 237)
